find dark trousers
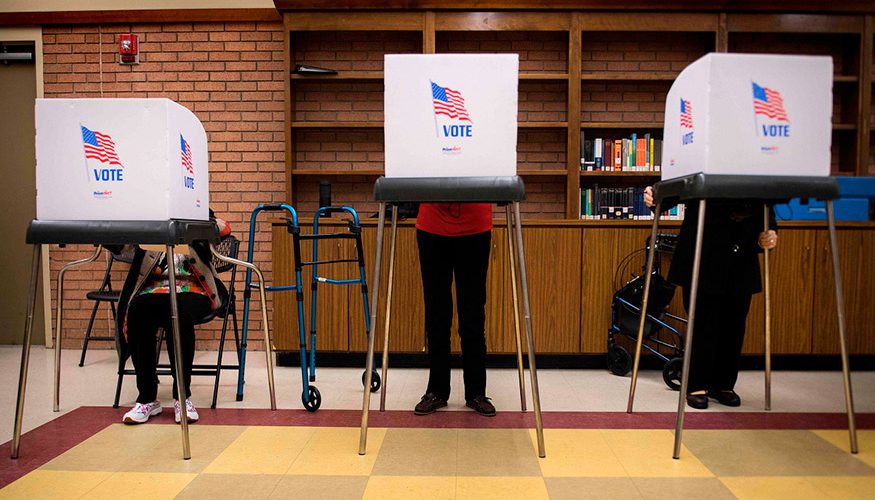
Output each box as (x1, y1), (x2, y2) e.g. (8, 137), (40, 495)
(417, 229), (491, 402)
(682, 288), (752, 394)
(126, 293), (211, 403)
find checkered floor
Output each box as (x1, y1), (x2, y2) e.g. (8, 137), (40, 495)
(2, 409), (873, 499)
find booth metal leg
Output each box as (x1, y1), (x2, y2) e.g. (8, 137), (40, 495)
(505, 205), (527, 412)
(166, 245), (191, 460)
(11, 245), (42, 459)
(673, 200), (707, 459)
(826, 200), (858, 454)
(379, 206), (398, 412)
(54, 246), (103, 413)
(360, 203), (386, 455)
(513, 202), (545, 458)
(763, 206), (772, 411)
(626, 203), (662, 413)
(210, 244), (277, 410)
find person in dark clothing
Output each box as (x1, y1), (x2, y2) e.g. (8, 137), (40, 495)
(413, 202), (496, 417)
(645, 186), (777, 409)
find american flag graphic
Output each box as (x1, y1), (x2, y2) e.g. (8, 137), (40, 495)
(680, 99), (693, 128)
(81, 125), (123, 167)
(752, 82), (789, 122)
(431, 81), (472, 122)
(180, 134), (194, 175)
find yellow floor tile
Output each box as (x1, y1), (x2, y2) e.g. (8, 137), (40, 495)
(719, 476), (827, 500)
(456, 476), (549, 500)
(370, 428), (458, 477)
(683, 430), (874, 477)
(287, 427), (386, 476)
(42, 423), (246, 474)
(601, 430), (714, 478)
(529, 429), (628, 477)
(83, 471), (197, 499)
(456, 429), (542, 476)
(813, 430), (875, 469)
(805, 476), (875, 499)
(544, 477), (643, 499)
(0, 470), (111, 499)
(204, 426), (316, 475)
(269, 475), (369, 500)
(362, 476), (455, 500)
(176, 473), (283, 499)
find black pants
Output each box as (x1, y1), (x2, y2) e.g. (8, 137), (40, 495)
(417, 229), (491, 402)
(682, 287), (752, 394)
(126, 293), (211, 403)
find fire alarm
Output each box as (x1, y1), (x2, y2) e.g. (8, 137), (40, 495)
(119, 34), (139, 65)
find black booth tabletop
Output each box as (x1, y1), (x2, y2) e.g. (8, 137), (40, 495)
(373, 176), (525, 203)
(654, 174), (840, 204)
(26, 219), (220, 245)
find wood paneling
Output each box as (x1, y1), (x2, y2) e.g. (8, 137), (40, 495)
(727, 13), (864, 33)
(272, 223), (353, 352)
(812, 229), (875, 354)
(285, 12), (424, 31)
(274, 1), (875, 14)
(436, 12), (571, 31)
(743, 229), (817, 354)
(275, 224), (875, 355)
(518, 226), (582, 353)
(581, 12), (719, 32)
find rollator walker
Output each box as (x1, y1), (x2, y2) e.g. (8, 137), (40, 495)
(238, 203), (380, 411)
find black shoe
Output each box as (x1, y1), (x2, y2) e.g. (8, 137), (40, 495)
(686, 393), (709, 410)
(466, 396), (496, 417)
(708, 389), (741, 407)
(414, 393), (447, 415)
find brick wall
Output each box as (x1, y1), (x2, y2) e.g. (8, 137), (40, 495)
(42, 21), (286, 351)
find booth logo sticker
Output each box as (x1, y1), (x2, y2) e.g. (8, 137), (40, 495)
(81, 125), (124, 198)
(752, 81), (790, 154)
(181, 134), (196, 190)
(680, 98), (694, 146)
(431, 80), (473, 155)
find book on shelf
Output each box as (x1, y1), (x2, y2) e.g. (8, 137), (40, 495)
(580, 186), (685, 220)
(579, 131), (663, 173)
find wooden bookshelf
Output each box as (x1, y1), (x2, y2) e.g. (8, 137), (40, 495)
(275, 3), (875, 356)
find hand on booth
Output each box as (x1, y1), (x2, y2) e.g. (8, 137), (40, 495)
(759, 230), (778, 250)
(644, 186), (654, 208)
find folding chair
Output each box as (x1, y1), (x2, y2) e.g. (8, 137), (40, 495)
(78, 248), (134, 366)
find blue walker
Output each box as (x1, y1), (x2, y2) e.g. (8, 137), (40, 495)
(238, 204), (380, 411)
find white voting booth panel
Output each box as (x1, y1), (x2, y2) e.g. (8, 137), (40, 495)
(662, 53), (833, 180)
(384, 54), (518, 178)
(36, 98), (209, 221)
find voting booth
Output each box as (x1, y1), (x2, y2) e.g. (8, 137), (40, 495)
(625, 53), (857, 460)
(359, 54), (546, 458)
(384, 53), (518, 178)
(661, 53), (833, 180)
(36, 98), (209, 221)
(13, 98), (276, 462)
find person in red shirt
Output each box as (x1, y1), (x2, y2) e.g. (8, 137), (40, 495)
(413, 202), (496, 417)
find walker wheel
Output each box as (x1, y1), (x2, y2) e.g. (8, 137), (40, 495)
(303, 386), (321, 412)
(662, 357), (683, 391)
(362, 370), (381, 393)
(607, 344), (632, 376)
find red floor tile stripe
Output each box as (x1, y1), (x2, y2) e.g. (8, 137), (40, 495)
(1, 407), (872, 488)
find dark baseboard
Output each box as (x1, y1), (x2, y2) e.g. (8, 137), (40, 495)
(276, 351), (875, 371)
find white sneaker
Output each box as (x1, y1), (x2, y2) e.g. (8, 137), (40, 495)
(174, 399), (199, 423)
(123, 401), (162, 424)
